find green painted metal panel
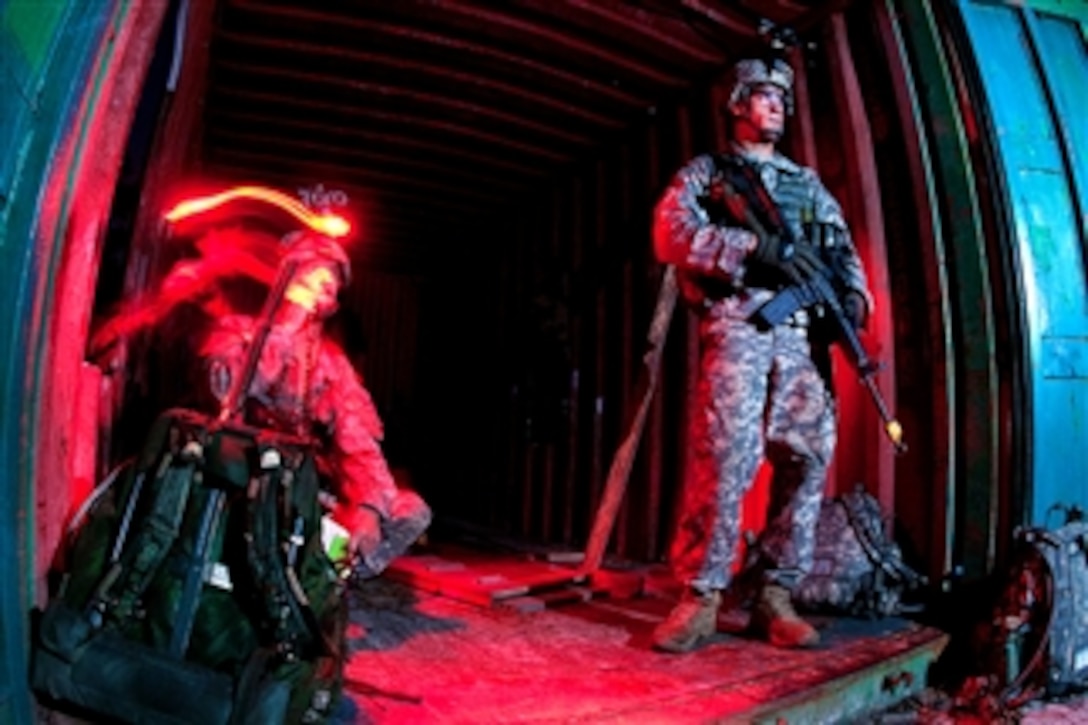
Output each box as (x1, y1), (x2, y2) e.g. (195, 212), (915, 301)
(1, 6), (50, 212)
(896, 0), (1000, 578)
(2, 1), (68, 75)
(0, 1), (72, 216)
(958, 4), (1088, 524)
(1024, 0), (1088, 25)
(0, 0), (113, 720)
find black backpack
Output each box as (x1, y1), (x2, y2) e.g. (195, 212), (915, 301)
(31, 408), (347, 724)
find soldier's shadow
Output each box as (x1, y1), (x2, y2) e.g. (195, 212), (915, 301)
(345, 576), (462, 653)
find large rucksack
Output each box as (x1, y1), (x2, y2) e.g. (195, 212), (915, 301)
(981, 508), (1088, 705)
(793, 486), (926, 618)
(32, 408), (347, 724)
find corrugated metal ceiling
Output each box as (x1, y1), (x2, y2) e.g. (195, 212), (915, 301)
(200, 0), (836, 266)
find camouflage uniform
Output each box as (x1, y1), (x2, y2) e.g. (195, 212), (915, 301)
(653, 146), (871, 596)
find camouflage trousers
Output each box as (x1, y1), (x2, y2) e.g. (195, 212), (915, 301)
(670, 314), (836, 594)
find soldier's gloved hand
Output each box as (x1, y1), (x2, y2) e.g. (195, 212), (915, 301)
(749, 232), (794, 267)
(779, 243), (825, 285)
(349, 506), (383, 561)
(842, 291), (868, 331)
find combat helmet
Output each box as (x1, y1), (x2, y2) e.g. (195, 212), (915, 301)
(726, 57), (794, 114)
(281, 230), (352, 288)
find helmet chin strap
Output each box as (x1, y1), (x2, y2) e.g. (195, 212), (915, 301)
(760, 128), (783, 144)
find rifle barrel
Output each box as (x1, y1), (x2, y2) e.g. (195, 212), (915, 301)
(861, 374), (908, 453)
(822, 278), (907, 454)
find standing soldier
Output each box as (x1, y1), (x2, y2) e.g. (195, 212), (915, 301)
(651, 56), (873, 651)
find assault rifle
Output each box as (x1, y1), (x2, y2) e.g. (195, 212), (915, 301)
(707, 154), (907, 453)
(751, 259), (907, 453)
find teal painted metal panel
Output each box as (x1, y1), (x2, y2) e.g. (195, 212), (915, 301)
(1033, 14), (1088, 261)
(0, 1), (113, 720)
(959, 4), (1088, 523)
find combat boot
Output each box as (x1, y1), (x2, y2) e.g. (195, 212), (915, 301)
(652, 588), (721, 653)
(750, 584), (819, 648)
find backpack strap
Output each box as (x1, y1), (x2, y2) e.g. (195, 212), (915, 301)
(90, 439), (200, 623)
(841, 491), (925, 589)
(168, 486), (228, 657)
(245, 444), (325, 659)
(999, 529), (1058, 707)
(219, 259), (299, 425)
(707, 152), (794, 244)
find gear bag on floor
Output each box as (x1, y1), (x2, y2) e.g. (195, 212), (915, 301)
(31, 408), (347, 724)
(984, 507), (1088, 705)
(793, 486), (926, 617)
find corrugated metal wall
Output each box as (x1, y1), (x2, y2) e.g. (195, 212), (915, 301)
(471, 118), (705, 562)
(342, 270), (423, 468)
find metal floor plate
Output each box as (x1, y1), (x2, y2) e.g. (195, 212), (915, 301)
(347, 552), (948, 724)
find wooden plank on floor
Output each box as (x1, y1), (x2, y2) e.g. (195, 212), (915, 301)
(386, 544), (651, 609)
(385, 550), (591, 608)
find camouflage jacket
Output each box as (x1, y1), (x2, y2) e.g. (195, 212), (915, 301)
(653, 147), (872, 322)
(201, 315), (394, 532)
